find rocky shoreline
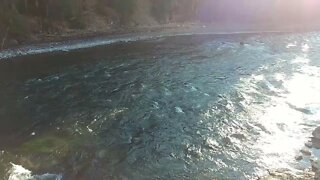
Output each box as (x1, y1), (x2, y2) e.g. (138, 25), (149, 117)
(2, 22), (320, 51)
(261, 127), (320, 180)
(0, 23), (189, 50)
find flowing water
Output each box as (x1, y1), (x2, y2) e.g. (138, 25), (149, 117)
(0, 32), (320, 179)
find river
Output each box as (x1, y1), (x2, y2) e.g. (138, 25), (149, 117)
(0, 32), (320, 179)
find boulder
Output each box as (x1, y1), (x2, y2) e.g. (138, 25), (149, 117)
(300, 147), (312, 156)
(312, 127), (320, 140)
(312, 138), (320, 149)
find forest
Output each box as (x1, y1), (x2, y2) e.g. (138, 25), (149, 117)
(0, 0), (199, 46)
(1, 0), (319, 48)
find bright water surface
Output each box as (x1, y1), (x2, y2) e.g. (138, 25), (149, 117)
(0, 32), (320, 179)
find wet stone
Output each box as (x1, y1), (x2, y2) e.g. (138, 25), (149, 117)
(300, 148), (312, 156)
(295, 155), (303, 161)
(203, 138), (220, 150)
(312, 138), (320, 149)
(305, 141), (313, 148)
(313, 127), (320, 140)
(131, 137), (142, 144)
(311, 159), (320, 172)
(222, 137), (232, 145)
(230, 133), (247, 141)
(316, 171), (320, 180)
(175, 107), (184, 114)
(186, 145), (202, 158)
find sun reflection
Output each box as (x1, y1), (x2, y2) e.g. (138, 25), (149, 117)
(256, 102), (306, 167)
(274, 73), (286, 81)
(286, 42), (297, 48)
(254, 56), (320, 170)
(291, 56), (310, 64)
(252, 74), (264, 81)
(302, 44), (310, 52)
(285, 73), (320, 106)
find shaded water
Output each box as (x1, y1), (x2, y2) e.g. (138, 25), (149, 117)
(1, 32), (320, 179)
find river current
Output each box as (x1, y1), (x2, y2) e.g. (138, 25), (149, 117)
(0, 32), (320, 179)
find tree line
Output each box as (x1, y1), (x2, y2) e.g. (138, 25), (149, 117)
(2, 0), (318, 48)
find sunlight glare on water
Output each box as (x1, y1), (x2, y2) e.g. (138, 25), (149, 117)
(251, 44), (320, 172)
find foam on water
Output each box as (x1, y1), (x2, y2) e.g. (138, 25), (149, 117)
(8, 163), (62, 180)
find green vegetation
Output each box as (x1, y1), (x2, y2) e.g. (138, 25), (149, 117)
(110, 0), (136, 22)
(152, 0), (175, 22)
(0, 0), (27, 38)
(0, 0), (200, 48)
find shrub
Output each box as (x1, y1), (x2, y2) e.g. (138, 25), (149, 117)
(0, 1), (27, 38)
(109, 0), (136, 23)
(151, 0), (175, 22)
(14, 0), (85, 29)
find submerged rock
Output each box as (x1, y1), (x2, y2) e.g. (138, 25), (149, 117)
(230, 133), (246, 141)
(20, 135), (70, 155)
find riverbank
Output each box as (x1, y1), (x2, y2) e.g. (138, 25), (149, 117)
(2, 22), (320, 56)
(3, 0), (320, 51)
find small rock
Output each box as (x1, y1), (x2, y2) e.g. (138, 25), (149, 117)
(305, 141), (313, 148)
(204, 138), (220, 150)
(312, 137), (320, 149)
(316, 171), (320, 180)
(300, 148), (312, 156)
(311, 159), (320, 172)
(295, 155), (303, 161)
(312, 127), (320, 140)
(175, 107), (184, 114)
(222, 137), (232, 145)
(231, 133), (246, 141)
(186, 145), (202, 158)
(131, 137), (142, 144)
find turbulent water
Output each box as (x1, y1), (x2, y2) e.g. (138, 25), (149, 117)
(0, 32), (320, 179)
